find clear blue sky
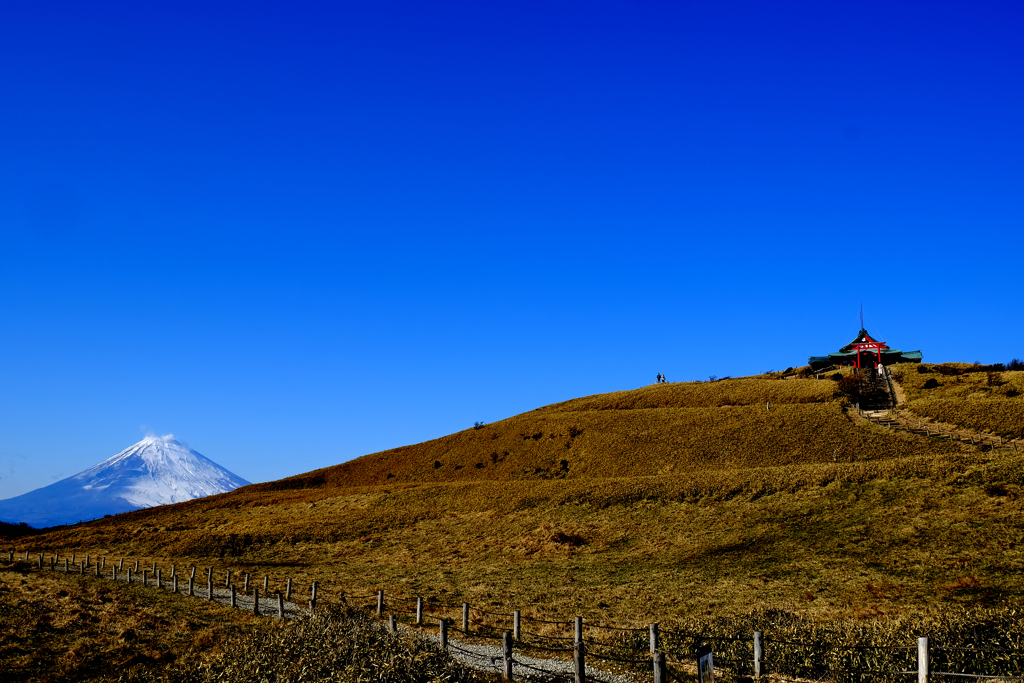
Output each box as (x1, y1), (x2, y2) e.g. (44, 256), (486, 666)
(2, 1), (1022, 499)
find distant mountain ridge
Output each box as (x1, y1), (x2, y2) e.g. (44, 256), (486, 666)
(0, 435), (250, 528)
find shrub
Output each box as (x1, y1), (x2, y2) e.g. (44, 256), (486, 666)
(183, 601), (481, 683)
(923, 378), (941, 389)
(1010, 359), (1024, 371)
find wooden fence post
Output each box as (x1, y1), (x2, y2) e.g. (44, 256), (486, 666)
(503, 630), (514, 680)
(208, 575), (213, 601)
(918, 637), (929, 683)
(102, 557), (106, 569)
(439, 618), (448, 650)
(264, 575), (269, 593)
(377, 590), (384, 616)
(134, 560), (138, 572)
(514, 610), (521, 641)
(277, 592), (284, 619)
(7, 551), (11, 562)
(173, 575), (178, 593)
(254, 588), (260, 615)
(754, 631), (763, 678)
(112, 566), (117, 581)
(574, 617), (585, 683)
(143, 570), (148, 586)
(286, 577), (292, 601)
(230, 584), (236, 608)
(72, 553), (76, 564)
(388, 614), (396, 632)
(650, 623), (659, 654)
(156, 569), (161, 587)
(127, 567), (132, 582)
(463, 603), (469, 632)
(86, 555), (90, 567)
(416, 597), (423, 626)
(654, 651), (666, 683)
(226, 570), (231, 588)
(95, 562), (100, 577)
(38, 554), (42, 569)
(79, 561), (84, 574)
(152, 561), (156, 574)
(311, 582), (318, 610)
(119, 558), (124, 570)
(190, 565), (196, 580)
(244, 573), (250, 594)
(189, 577), (194, 596)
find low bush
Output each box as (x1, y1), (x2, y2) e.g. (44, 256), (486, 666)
(173, 601), (483, 683)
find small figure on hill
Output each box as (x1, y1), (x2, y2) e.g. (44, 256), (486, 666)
(656, 373), (662, 384)
(662, 374), (667, 383)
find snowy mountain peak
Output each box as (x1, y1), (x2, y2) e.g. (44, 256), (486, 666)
(0, 435), (250, 528)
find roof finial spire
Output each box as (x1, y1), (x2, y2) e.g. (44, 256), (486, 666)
(860, 303), (864, 330)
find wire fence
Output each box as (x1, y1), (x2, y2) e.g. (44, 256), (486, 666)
(9, 550), (1024, 683)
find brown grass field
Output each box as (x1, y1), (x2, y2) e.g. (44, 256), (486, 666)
(5, 364), (1024, 679)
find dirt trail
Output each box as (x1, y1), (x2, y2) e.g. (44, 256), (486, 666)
(859, 377), (1021, 451)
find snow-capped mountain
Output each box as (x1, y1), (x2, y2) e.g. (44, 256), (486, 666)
(0, 435), (250, 528)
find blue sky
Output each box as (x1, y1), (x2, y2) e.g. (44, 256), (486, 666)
(2, 1), (1022, 499)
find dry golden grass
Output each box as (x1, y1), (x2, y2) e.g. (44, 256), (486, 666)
(5, 372), (1021, 638)
(894, 363), (1024, 438)
(0, 558), (272, 682)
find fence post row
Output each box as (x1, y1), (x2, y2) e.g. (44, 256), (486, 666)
(919, 637), (929, 683)
(8, 551), (955, 683)
(754, 630), (763, 679)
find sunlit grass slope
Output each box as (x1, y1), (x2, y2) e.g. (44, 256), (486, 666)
(253, 376), (957, 491)
(12, 369), (1024, 626)
(894, 364), (1024, 439)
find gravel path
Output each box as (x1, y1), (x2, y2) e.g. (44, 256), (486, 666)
(405, 625), (646, 683)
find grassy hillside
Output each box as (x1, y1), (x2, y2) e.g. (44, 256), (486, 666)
(6, 366), (1023, 631)
(894, 363), (1024, 439)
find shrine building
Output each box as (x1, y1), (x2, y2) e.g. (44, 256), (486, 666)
(809, 328), (922, 371)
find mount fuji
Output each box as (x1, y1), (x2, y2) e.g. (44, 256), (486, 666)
(0, 435), (250, 528)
